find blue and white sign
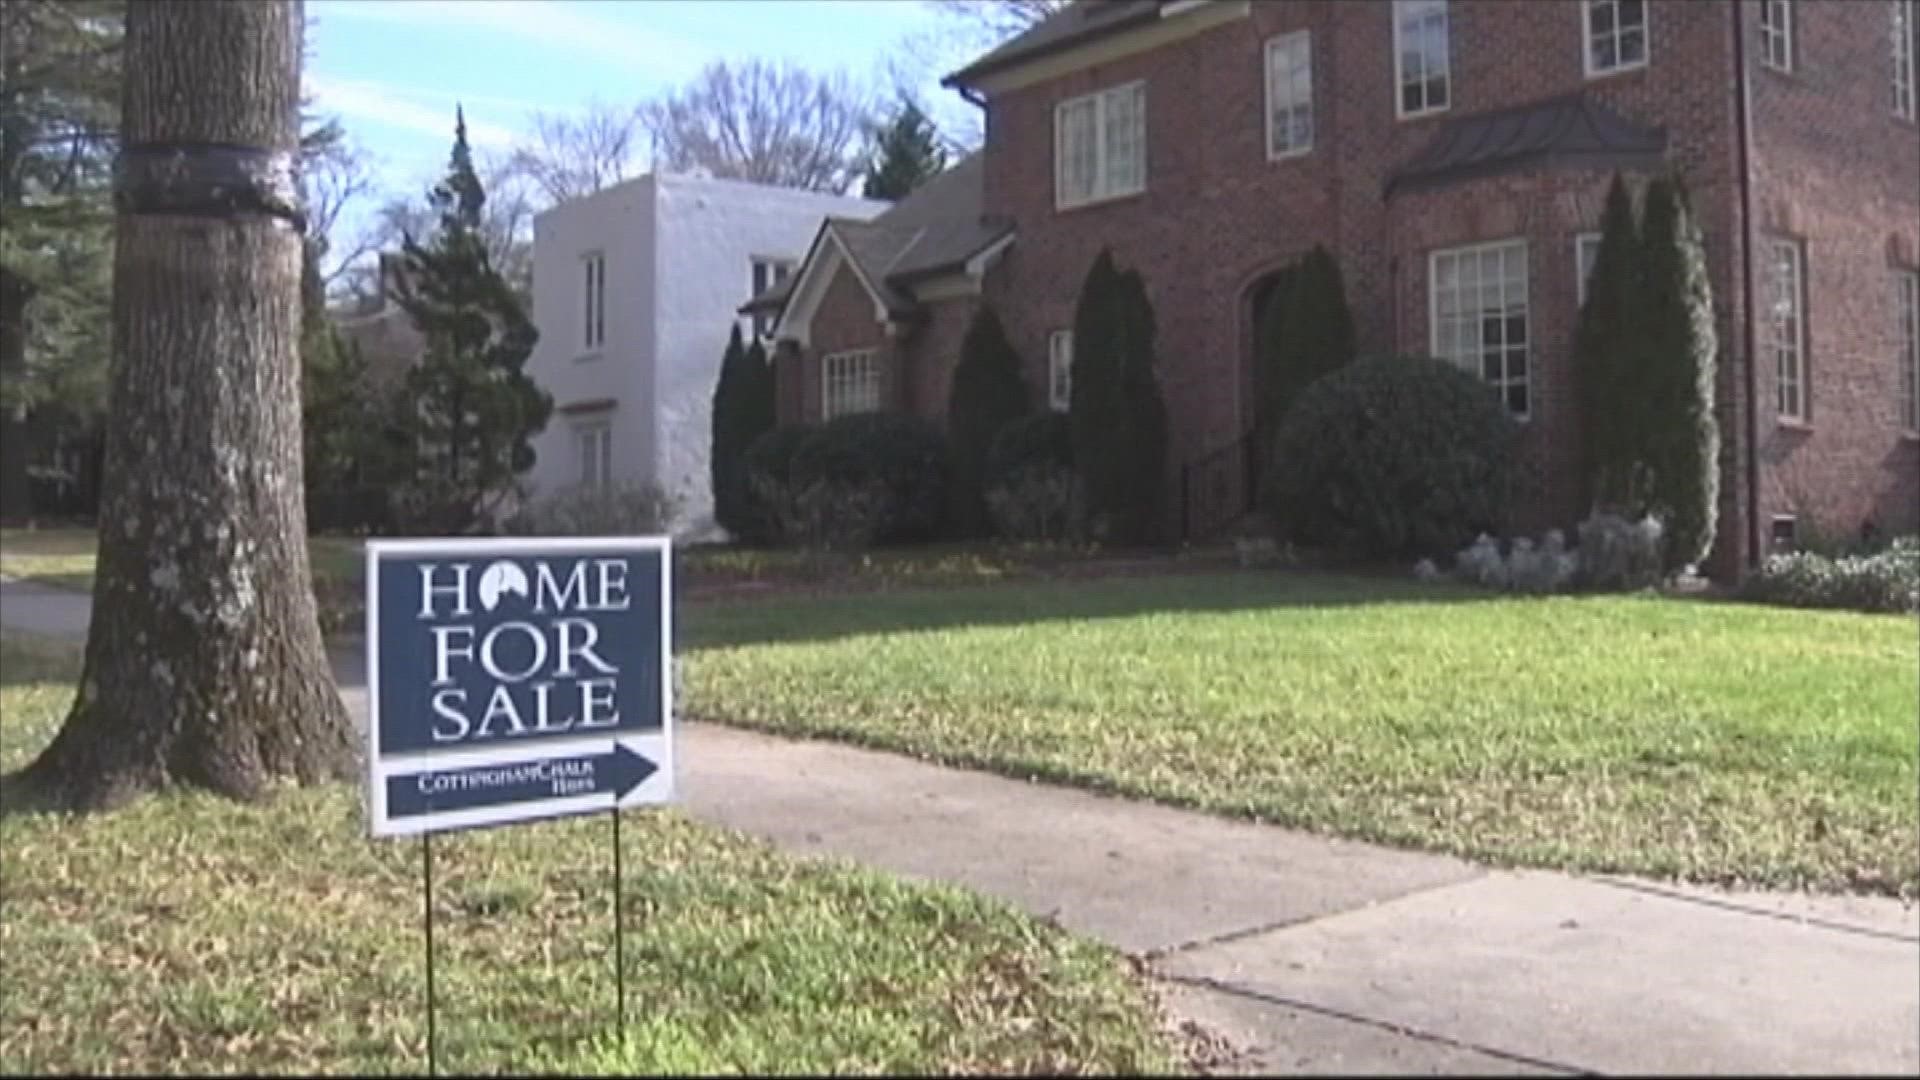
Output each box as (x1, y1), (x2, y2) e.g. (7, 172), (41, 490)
(364, 536), (673, 838)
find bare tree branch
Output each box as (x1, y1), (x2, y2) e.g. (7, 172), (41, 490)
(925, 0), (1070, 44)
(892, 0), (1071, 153)
(640, 58), (877, 193)
(507, 99), (645, 204)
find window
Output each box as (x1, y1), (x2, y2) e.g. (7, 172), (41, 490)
(576, 422), (612, 491)
(822, 349), (882, 419)
(1896, 0), (1916, 119)
(582, 252), (605, 351)
(1430, 239), (1531, 418)
(1897, 269), (1918, 431)
(1759, 0), (1793, 73)
(1575, 232), (1603, 307)
(1048, 330), (1073, 412)
(1764, 238), (1806, 420)
(1584, 0), (1649, 77)
(1265, 31), (1314, 158)
(1394, 0), (1450, 117)
(750, 257), (794, 339)
(1054, 81), (1147, 209)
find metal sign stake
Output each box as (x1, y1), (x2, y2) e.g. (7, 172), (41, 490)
(423, 831), (438, 1078)
(612, 807), (625, 1044)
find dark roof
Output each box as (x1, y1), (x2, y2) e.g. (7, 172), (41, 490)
(944, 0), (1163, 89)
(1387, 93), (1668, 196)
(738, 154), (1012, 316)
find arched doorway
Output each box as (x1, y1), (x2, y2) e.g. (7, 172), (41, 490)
(1241, 261), (1301, 501)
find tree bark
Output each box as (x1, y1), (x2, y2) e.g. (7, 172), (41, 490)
(13, 0), (356, 811)
(0, 267), (33, 522)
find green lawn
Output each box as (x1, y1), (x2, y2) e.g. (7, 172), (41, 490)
(0, 635), (1178, 1076)
(0, 528), (362, 592)
(679, 572), (1920, 897)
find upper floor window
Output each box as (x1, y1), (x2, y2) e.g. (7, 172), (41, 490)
(583, 252), (606, 351)
(1394, 0), (1451, 118)
(1265, 31), (1314, 159)
(1575, 232), (1603, 307)
(1431, 239), (1531, 418)
(576, 420), (612, 491)
(1765, 238), (1806, 420)
(1048, 330), (1074, 411)
(750, 256), (794, 339)
(1585, 0), (1649, 77)
(1055, 81), (1146, 210)
(1759, 0), (1793, 73)
(822, 349), (882, 420)
(1896, 269), (1918, 431)
(1895, 0), (1916, 119)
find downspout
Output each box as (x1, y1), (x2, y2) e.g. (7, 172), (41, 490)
(1731, 0), (1762, 572)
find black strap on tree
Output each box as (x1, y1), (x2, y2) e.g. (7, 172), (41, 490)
(115, 141), (307, 233)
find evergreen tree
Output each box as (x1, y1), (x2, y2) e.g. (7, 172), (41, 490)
(1068, 250), (1166, 546)
(1262, 245), (1356, 439)
(861, 96), (948, 200)
(1637, 176), (1719, 572)
(299, 240), (370, 523)
(390, 108), (552, 533)
(1575, 173), (1644, 513)
(946, 303), (1030, 535)
(710, 324), (756, 536)
(1249, 265), (1298, 451)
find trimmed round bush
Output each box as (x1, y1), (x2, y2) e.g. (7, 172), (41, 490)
(985, 412), (1073, 487)
(738, 424), (816, 545)
(1262, 354), (1519, 559)
(789, 413), (950, 544)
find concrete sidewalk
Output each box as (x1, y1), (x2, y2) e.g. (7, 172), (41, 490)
(3, 577), (1915, 1074)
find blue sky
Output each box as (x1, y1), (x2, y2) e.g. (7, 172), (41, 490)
(306, 0), (975, 245)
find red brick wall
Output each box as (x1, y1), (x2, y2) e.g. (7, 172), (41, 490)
(899, 293), (982, 427)
(1744, 0), (1920, 542)
(791, 257), (894, 424)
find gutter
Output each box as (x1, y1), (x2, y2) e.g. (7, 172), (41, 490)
(1731, 0), (1762, 572)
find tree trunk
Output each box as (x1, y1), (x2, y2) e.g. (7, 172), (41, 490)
(14, 0), (355, 811)
(0, 268), (34, 522)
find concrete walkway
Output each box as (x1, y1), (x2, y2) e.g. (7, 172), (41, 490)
(3, 576), (1915, 1074)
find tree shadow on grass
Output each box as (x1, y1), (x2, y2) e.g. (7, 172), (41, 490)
(676, 568), (1507, 652)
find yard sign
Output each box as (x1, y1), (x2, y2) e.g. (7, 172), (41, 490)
(364, 536), (673, 837)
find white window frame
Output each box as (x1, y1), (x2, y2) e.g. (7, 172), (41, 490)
(1575, 232), (1603, 308)
(1429, 239), (1532, 419)
(576, 420), (612, 491)
(1054, 81), (1147, 210)
(1394, 0), (1451, 119)
(821, 348), (882, 420)
(1759, 0), (1793, 73)
(749, 256), (795, 339)
(1583, 0), (1650, 78)
(1895, 0), (1916, 120)
(1765, 237), (1807, 421)
(1897, 268), (1918, 431)
(582, 251), (606, 352)
(1265, 31), (1314, 160)
(1048, 330), (1074, 412)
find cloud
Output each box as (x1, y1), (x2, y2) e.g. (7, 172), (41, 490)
(312, 0), (705, 78)
(306, 74), (522, 150)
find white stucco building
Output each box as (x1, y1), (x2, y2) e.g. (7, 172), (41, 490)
(526, 174), (884, 538)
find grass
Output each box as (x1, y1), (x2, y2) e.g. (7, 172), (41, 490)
(0, 528), (362, 593)
(0, 635), (1178, 1076)
(678, 572), (1920, 897)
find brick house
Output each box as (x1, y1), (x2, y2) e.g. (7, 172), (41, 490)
(742, 0), (1920, 576)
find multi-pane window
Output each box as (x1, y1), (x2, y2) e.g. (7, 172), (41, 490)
(1759, 0), (1793, 73)
(1394, 0), (1451, 117)
(1585, 0), (1649, 76)
(1575, 232), (1603, 307)
(750, 257), (794, 338)
(1897, 270), (1919, 431)
(576, 422), (612, 491)
(1265, 31), (1314, 158)
(822, 349), (882, 420)
(1430, 240), (1531, 418)
(1895, 0), (1916, 119)
(1765, 238), (1806, 420)
(583, 252), (606, 351)
(1048, 330), (1074, 412)
(1054, 82), (1146, 209)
